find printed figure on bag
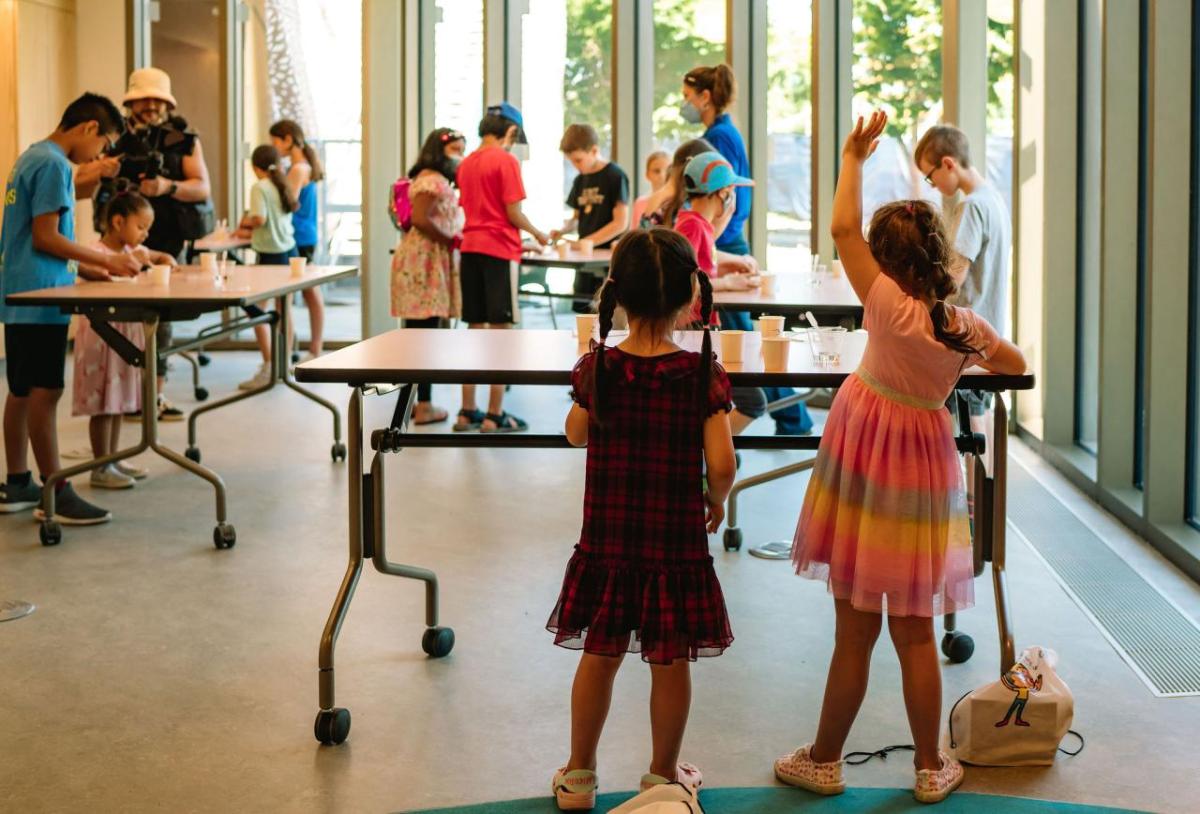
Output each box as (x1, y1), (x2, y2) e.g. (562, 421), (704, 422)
(995, 662), (1043, 728)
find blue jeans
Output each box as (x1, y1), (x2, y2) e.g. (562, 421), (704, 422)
(716, 270), (813, 437)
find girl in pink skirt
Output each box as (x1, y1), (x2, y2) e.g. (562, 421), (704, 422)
(773, 112), (1026, 804)
(73, 191), (175, 489)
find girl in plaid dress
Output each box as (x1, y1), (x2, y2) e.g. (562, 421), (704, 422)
(547, 228), (737, 811)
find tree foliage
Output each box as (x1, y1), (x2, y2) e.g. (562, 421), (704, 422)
(852, 0), (942, 145)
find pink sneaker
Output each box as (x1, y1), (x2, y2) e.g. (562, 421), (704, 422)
(640, 762), (703, 792)
(551, 766), (597, 811)
(773, 744), (846, 795)
(914, 751), (964, 804)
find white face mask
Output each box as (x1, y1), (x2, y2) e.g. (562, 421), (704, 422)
(721, 190), (735, 213)
(510, 143), (530, 161)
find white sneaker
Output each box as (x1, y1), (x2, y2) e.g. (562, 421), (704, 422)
(114, 460), (149, 480)
(914, 751), (964, 804)
(238, 363), (273, 391)
(90, 465), (135, 490)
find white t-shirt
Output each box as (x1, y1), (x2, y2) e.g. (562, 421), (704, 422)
(948, 182), (1011, 338)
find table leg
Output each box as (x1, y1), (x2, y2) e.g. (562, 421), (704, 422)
(315, 387), (365, 746)
(991, 393), (1014, 674)
(38, 317), (231, 549)
(184, 307), (281, 462)
(277, 290), (345, 462)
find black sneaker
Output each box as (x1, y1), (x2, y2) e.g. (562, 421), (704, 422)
(0, 479), (41, 513)
(33, 483), (111, 526)
(158, 397), (185, 422)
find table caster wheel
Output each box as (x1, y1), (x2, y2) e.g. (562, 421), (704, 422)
(40, 521), (62, 547)
(331, 442), (347, 462)
(198, 353), (211, 366)
(942, 631), (975, 664)
(314, 707), (350, 745)
(291, 351), (301, 364)
(421, 626), (455, 658)
(194, 387), (209, 402)
(723, 528), (742, 552)
(185, 447), (201, 464)
(213, 523), (236, 550)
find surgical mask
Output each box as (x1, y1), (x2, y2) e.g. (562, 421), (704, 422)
(721, 190), (735, 213)
(680, 100), (703, 124)
(510, 143), (530, 161)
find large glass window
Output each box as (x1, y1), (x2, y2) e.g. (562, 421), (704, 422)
(519, 0), (613, 230)
(852, 0), (943, 223)
(1076, 0), (1101, 454)
(765, 1), (813, 271)
(986, 0), (1014, 218)
(434, 0), (484, 151)
(652, 0), (726, 153)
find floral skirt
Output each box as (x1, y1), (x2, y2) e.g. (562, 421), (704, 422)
(71, 318), (143, 416)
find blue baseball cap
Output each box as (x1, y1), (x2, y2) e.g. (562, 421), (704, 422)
(682, 151), (754, 194)
(486, 101), (528, 144)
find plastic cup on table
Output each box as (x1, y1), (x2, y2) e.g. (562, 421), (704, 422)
(809, 326), (847, 366)
(289, 256), (308, 278)
(719, 329), (747, 364)
(762, 336), (791, 372)
(759, 272), (777, 296)
(758, 315), (785, 338)
(575, 313), (598, 342)
(147, 264), (172, 286)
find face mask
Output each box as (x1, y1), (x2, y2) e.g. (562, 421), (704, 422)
(680, 100), (703, 124)
(510, 143), (530, 161)
(721, 191), (735, 213)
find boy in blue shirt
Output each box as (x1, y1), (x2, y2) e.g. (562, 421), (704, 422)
(0, 93), (142, 522)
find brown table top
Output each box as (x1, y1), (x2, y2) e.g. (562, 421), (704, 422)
(6, 265), (358, 313)
(295, 328), (1033, 391)
(714, 271), (861, 316)
(192, 234), (252, 253)
(521, 248), (613, 270)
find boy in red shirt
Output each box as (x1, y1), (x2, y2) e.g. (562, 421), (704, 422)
(455, 102), (549, 433)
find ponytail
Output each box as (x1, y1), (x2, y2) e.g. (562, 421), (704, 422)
(269, 119), (324, 182)
(661, 138), (714, 227)
(684, 64), (737, 114)
(252, 144), (299, 213)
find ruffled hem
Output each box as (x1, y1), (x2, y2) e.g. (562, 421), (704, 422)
(546, 549), (734, 664)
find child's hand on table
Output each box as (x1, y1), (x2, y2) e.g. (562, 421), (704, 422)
(104, 252), (143, 278)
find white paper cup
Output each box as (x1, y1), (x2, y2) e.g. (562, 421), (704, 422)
(759, 272), (777, 296)
(556, 243), (570, 259)
(575, 313), (598, 340)
(577, 239), (594, 258)
(199, 252), (217, 272)
(762, 336), (791, 371)
(719, 330), (747, 363)
(148, 264), (171, 286)
(289, 256), (307, 278)
(832, 259), (844, 277)
(758, 315), (785, 338)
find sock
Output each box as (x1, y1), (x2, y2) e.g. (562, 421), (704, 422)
(40, 475), (67, 493)
(6, 471), (32, 488)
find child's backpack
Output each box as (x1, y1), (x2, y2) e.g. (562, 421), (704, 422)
(608, 783), (704, 813)
(948, 646), (1080, 766)
(389, 176), (412, 231)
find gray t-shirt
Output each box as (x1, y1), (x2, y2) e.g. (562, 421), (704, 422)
(948, 182), (1010, 337)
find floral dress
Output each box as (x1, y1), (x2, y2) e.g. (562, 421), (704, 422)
(390, 171), (462, 319)
(71, 241), (144, 416)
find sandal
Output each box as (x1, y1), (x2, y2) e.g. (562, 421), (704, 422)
(413, 404), (449, 426)
(480, 411), (529, 434)
(640, 762), (703, 793)
(551, 766), (597, 811)
(453, 408), (486, 432)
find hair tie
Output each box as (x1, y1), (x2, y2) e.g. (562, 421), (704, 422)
(268, 164), (277, 170)
(905, 201), (915, 214)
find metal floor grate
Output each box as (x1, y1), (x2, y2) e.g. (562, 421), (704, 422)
(1008, 462), (1200, 697)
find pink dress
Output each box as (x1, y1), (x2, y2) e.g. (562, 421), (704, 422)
(71, 242), (144, 417)
(390, 171), (461, 319)
(793, 273), (1002, 617)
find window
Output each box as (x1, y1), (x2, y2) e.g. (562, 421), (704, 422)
(852, 0), (944, 223)
(519, 0), (614, 230)
(1076, 0), (1101, 455)
(433, 0), (484, 151)
(765, 1), (813, 271)
(652, 0), (726, 153)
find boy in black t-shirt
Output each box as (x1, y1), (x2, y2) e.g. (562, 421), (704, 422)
(551, 124), (630, 313)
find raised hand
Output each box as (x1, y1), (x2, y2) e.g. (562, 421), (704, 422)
(842, 111), (888, 163)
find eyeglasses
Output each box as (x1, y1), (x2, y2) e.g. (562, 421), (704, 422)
(923, 164), (939, 187)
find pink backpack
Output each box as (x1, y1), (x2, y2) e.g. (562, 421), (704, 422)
(389, 177), (412, 230)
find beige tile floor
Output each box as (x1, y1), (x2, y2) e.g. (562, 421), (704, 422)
(0, 349), (1197, 813)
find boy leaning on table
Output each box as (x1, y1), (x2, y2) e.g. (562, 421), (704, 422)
(550, 123), (631, 314)
(915, 124), (1012, 491)
(0, 93), (142, 522)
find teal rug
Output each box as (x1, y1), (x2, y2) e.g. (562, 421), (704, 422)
(405, 787), (1146, 814)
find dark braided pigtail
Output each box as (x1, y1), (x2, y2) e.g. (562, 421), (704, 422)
(591, 275), (621, 427)
(695, 271), (714, 414)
